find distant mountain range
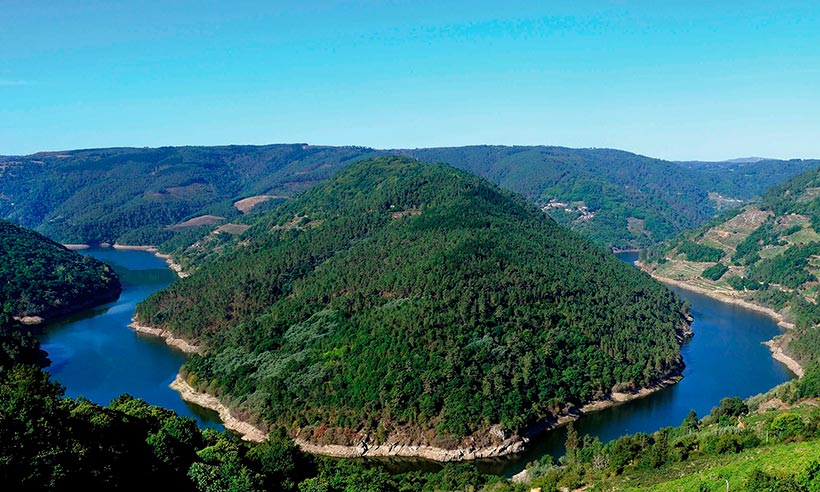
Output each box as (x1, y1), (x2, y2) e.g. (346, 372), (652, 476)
(1, 144), (818, 252)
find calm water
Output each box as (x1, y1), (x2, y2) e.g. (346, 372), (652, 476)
(38, 248), (223, 430)
(36, 249), (795, 476)
(480, 251), (795, 476)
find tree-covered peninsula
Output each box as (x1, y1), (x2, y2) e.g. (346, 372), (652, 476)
(135, 156), (691, 452)
(0, 219), (121, 321)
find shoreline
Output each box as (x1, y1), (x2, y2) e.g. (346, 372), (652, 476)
(62, 242), (189, 278)
(170, 375), (268, 442)
(129, 247), (688, 462)
(112, 243), (190, 278)
(763, 339), (805, 378)
(164, 357), (683, 461)
(638, 261), (804, 378)
(128, 319), (203, 355)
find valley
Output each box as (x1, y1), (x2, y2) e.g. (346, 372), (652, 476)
(2, 147), (819, 491)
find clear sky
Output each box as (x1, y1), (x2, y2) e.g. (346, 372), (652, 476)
(2, 1), (819, 160)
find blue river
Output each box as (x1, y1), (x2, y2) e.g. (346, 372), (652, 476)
(36, 249), (794, 475)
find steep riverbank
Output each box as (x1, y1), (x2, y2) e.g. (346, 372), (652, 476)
(638, 261), (804, 378)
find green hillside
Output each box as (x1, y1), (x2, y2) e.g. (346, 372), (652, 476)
(0, 145), (379, 246)
(2, 145), (815, 252)
(0, 219), (121, 320)
(135, 156), (690, 449)
(643, 166), (820, 370)
(403, 147), (820, 249)
(518, 375), (820, 492)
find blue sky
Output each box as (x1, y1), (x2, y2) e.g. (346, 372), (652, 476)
(2, 1), (819, 160)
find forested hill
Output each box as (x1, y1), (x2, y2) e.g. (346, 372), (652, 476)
(0, 145), (380, 246)
(2, 144), (816, 251)
(642, 165), (820, 370)
(402, 147), (820, 249)
(135, 156), (690, 449)
(0, 219), (121, 321)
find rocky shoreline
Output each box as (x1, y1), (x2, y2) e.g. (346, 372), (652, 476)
(293, 433), (528, 462)
(165, 357), (684, 461)
(128, 249), (693, 462)
(128, 319), (203, 355)
(763, 338), (804, 378)
(170, 375), (268, 442)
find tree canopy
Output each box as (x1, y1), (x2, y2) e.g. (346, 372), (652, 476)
(136, 156), (690, 448)
(0, 219), (121, 319)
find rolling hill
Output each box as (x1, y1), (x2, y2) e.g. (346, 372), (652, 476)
(2, 144), (816, 252)
(134, 156), (691, 452)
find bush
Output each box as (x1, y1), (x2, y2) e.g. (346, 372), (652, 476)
(711, 396), (749, 419)
(678, 241), (724, 262)
(770, 413), (805, 441)
(797, 363), (820, 399)
(702, 262), (729, 281)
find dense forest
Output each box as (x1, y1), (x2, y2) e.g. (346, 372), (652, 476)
(642, 165), (820, 370)
(135, 156), (690, 449)
(402, 147), (820, 249)
(0, 313), (521, 492)
(0, 219), (121, 320)
(9, 296), (820, 491)
(2, 144), (816, 252)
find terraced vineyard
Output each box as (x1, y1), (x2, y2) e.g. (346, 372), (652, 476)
(643, 166), (820, 369)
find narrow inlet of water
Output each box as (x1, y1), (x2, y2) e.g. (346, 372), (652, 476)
(38, 248), (223, 430)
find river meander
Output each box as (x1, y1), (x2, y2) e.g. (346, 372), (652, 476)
(35, 249), (795, 476)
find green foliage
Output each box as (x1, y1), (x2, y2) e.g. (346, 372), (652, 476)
(248, 428), (316, 492)
(678, 241), (724, 262)
(727, 275), (765, 292)
(683, 410), (700, 433)
(732, 218), (781, 265)
(137, 157), (690, 444)
(519, 394), (820, 491)
(749, 286), (792, 311)
(409, 148), (820, 250)
(0, 313), (48, 372)
(746, 243), (820, 289)
(798, 364), (820, 399)
(0, 219), (121, 319)
(711, 397), (749, 419)
(3, 145), (816, 253)
(701, 262), (729, 281)
(771, 413), (807, 441)
(0, 145), (380, 245)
